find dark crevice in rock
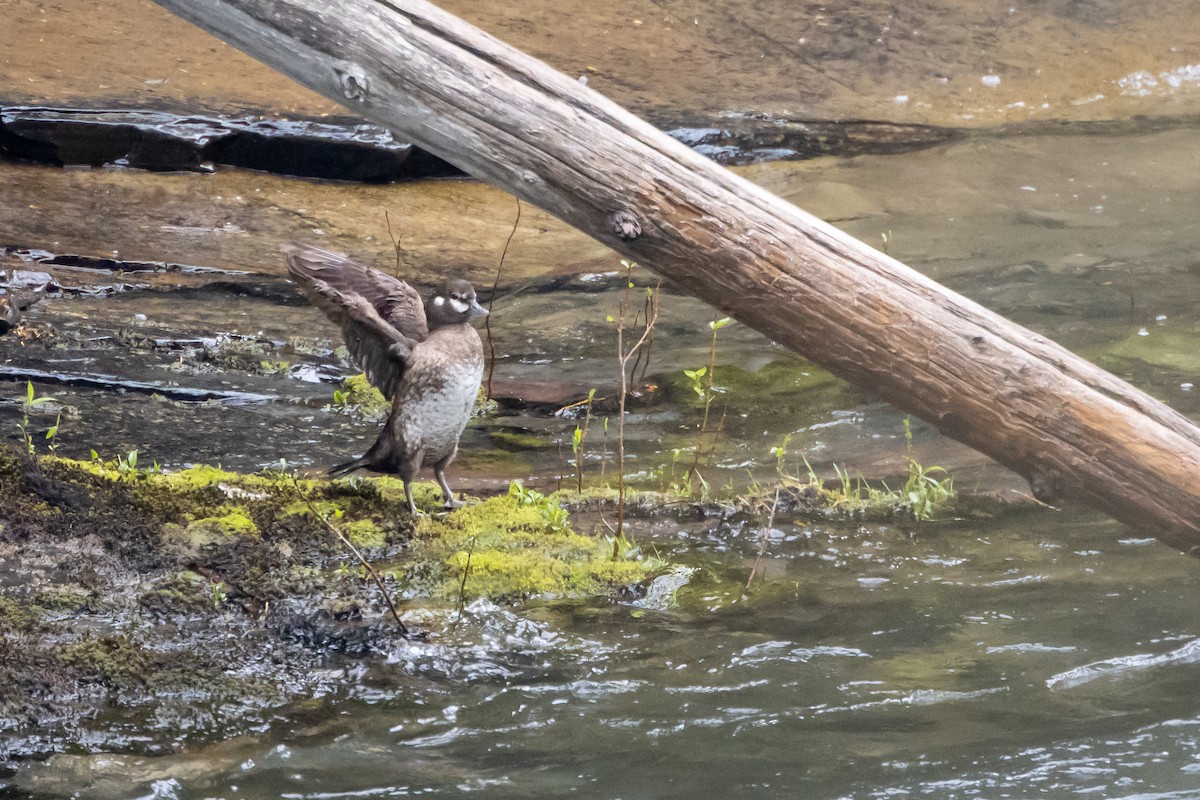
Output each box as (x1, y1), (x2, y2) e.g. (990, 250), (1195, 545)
(1, 106), (964, 180)
(0, 107), (463, 182)
(5, 106), (1200, 182)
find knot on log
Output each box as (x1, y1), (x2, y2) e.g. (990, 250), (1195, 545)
(609, 210), (642, 240)
(335, 63), (370, 102)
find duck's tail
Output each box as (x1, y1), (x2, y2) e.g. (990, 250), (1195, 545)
(328, 432), (394, 478)
(328, 455), (372, 478)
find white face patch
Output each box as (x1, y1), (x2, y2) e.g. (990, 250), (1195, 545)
(432, 296), (445, 307)
(449, 297), (470, 315)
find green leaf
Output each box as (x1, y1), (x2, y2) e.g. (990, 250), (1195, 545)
(709, 317), (733, 331)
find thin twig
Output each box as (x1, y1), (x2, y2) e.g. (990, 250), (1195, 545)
(449, 536), (476, 630)
(614, 264), (661, 553)
(746, 488), (781, 592)
(629, 284), (657, 383)
(577, 391), (594, 493)
(485, 198), (522, 398)
(291, 475), (414, 638)
(554, 394), (608, 416)
(384, 210), (403, 277)
(557, 438), (565, 493)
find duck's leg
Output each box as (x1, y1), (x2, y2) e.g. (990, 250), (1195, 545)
(399, 444), (425, 516)
(434, 465), (464, 509)
(403, 479), (420, 516)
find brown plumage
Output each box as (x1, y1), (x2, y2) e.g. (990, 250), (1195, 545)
(284, 245), (488, 514)
(0, 282), (46, 336)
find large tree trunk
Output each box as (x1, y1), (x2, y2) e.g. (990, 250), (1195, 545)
(151, 0), (1200, 554)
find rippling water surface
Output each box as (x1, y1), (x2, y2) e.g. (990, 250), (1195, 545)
(19, 508), (1200, 799)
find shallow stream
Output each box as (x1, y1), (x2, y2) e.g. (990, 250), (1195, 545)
(4, 120), (1199, 800)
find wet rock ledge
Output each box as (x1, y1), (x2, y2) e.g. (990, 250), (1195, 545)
(0, 106), (963, 180)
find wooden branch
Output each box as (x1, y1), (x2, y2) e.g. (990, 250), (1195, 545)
(151, 0), (1200, 553)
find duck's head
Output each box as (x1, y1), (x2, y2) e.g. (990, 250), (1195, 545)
(426, 279), (488, 328)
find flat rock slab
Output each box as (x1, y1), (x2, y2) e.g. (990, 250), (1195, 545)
(4, 0), (1200, 129)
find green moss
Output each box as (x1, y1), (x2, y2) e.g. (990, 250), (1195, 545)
(344, 518), (386, 549)
(32, 588), (91, 612)
(329, 372), (391, 422)
(1102, 325), (1200, 374)
(365, 476), (443, 510)
(489, 428), (553, 452)
(151, 463), (245, 489)
(60, 634), (159, 688)
(189, 507), (258, 536)
(21, 450), (667, 606)
(139, 570), (219, 616)
(408, 491), (662, 601)
(0, 596), (43, 632)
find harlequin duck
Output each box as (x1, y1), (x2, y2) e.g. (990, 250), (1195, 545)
(284, 245), (488, 514)
(0, 277), (46, 336)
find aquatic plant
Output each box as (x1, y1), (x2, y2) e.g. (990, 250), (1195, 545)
(508, 479), (569, 531)
(681, 316), (733, 497)
(746, 488), (782, 591)
(17, 381), (60, 456)
(560, 387), (597, 493)
(484, 198), (522, 399)
(901, 417), (955, 521)
(766, 419), (955, 521)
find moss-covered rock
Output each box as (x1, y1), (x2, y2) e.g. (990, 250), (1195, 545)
(0, 442), (677, 768)
(407, 490), (663, 601)
(5, 445), (666, 608)
(328, 372), (391, 422)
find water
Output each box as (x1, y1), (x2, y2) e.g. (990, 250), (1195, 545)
(6, 126), (1198, 488)
(14, 511), (1200, 798)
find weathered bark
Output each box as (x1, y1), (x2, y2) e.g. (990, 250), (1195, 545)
(151, 0), (1200, 553)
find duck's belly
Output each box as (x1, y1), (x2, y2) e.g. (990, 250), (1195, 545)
(394, 360), (482, 464)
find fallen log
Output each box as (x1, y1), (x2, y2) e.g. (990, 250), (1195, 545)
(150, 0), (1200, 553)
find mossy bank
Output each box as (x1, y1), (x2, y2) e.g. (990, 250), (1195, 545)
(0, 444), (663, 766)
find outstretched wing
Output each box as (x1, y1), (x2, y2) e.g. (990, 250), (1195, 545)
(284, 245), (428, 398)
(0, 284), (45, 333)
